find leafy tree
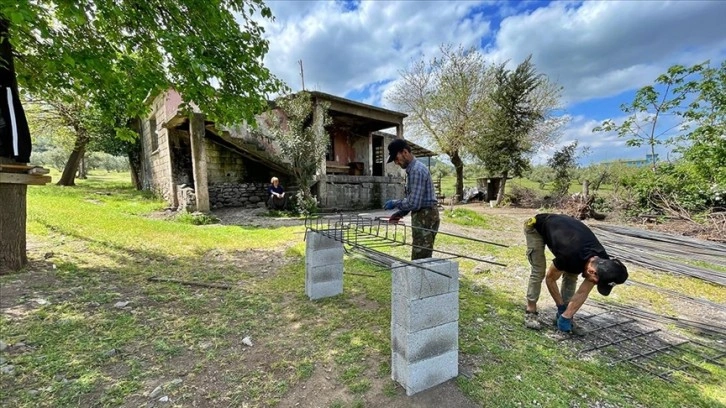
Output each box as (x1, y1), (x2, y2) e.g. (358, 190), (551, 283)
(547, 141), (579, 198)
(594, 63), (706, 171)
(578, 163), (615, 192)
(4, 0), (285, 186)
(462, 162), (487, 181)
(674, 60), (726, 186)
(430, 161), (454, 181)
(471, 56), (562, 205)
(1, 0), (284, 271)
(527, 164), (555, 189)
(5, 0), (283, 125)
(388, 44), (495, 201)
(265, 91), (331, 214)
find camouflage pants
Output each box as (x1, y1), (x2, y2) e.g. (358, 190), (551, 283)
(411, 208), (440, 260)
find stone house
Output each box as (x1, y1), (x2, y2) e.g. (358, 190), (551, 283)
(134, 90), (435, 212)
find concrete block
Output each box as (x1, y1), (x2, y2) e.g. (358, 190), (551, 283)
(306, 279), (343, 300)
(306, 263), (343, 284)
(392, 259), (458, 300)
(391, 291), (459, 331)
(305, 247), (344, 268)
(391, 321), (458, 363)
(305, 231), (343, 251)
(391, 349), (458, 396)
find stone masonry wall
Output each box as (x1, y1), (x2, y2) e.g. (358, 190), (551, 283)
(318, 175), (405, 210)
(208, 182), (268, 209)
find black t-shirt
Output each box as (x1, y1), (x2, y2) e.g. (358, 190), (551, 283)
(533, 214), (609, 275)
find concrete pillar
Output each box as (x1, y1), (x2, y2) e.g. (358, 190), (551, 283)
(305, 231), (344, 300)
(189, 113), (210, 212)
(391, 258), (459, 396)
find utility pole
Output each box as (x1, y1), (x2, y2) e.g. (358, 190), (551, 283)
(298, 59), (305, 91)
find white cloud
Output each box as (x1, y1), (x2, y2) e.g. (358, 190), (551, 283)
(259, 1), (492, 96)
(246, 1), (725, 165)
(484, 1), (726, 104)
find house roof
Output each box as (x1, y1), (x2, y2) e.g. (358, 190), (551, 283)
(308, 91), (407, 134)
(309, 91), (407, 119)
(372, 131), (438, 158)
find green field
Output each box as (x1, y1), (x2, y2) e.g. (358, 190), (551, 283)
(0, 171), (722, 407)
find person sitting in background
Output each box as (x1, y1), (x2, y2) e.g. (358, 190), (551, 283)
(267, 176), (287, 210)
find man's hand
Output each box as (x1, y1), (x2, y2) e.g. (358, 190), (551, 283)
(383, 199), (396, 210)
(388, 211), (405, 224)
(557, 315), (572, 332)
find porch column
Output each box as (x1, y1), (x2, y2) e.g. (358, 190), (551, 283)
(396, 124), (403, 139)
(368, 132), (373, 176)
(162, 126), (178, 208)
(189, 113), (210, 212)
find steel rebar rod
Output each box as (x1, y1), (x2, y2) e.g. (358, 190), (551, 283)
(579, 328), (661, 353)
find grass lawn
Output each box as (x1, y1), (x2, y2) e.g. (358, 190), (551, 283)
(437, 175), (614, 199)
(0, 171), (723, 407)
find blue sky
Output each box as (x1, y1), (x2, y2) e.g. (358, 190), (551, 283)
(254, 0), (726, 165)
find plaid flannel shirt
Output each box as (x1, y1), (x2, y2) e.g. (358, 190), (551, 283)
(395, 158), (438, 213)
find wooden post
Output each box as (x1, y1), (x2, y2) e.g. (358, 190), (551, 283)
(0, 157), (27, 273)
(189, 113), (210, 212)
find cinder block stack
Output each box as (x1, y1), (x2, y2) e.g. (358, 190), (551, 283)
(391, 258), (459, 396)
(305, 231), (344, 300)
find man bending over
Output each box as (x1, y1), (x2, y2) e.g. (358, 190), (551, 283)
(523, 213), (628, 335)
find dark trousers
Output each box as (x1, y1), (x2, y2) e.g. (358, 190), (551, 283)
(267, 195), (287, 210)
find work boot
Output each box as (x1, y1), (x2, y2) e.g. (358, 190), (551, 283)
(553, 317), (586, 336)
(525, 311), (542, 330)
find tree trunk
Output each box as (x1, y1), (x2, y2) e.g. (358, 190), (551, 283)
(77, 155), (87, 179)
(57, 132), (89, 186)
(128, 152), (142, 190)
(128, 119), (143, 190)
(451, 150), (464, 202)
(495, 170), (508, 206)
(0, 159), (28, 274)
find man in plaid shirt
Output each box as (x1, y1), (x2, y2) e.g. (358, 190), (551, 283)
(383, 139), (440, 260)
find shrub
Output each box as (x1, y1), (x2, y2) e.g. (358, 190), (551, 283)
(176, 211), (220, 225)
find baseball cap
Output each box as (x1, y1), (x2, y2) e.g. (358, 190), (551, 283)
(387, 139), (410, 163)
(596, 259), (628, 296)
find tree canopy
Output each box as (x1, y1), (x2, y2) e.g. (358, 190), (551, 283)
(593, 63), (706, 170)
(2, 0), (285, 126)
(388, 44), (495, 201)
(470, 56), (563, 204)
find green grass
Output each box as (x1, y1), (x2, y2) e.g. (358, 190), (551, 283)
(443, 208), (490, 227)
(438, 175), (613, 199)
(1, 170), (723, 407)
